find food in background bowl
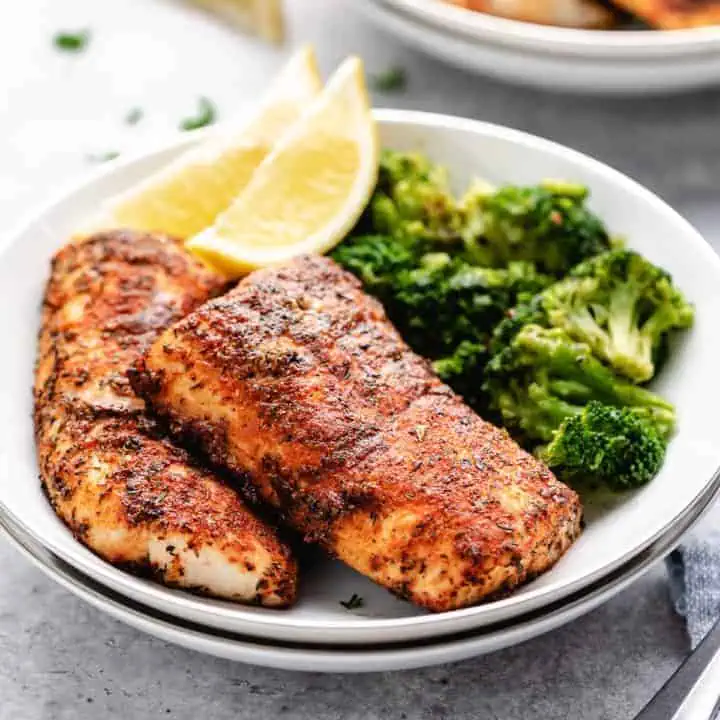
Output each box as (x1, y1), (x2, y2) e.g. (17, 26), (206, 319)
(444, 0), (617, 28)
(442, 0), (720, 28)
(611, 0), (720, 29)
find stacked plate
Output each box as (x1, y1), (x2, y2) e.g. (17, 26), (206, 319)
(2, 110), (720, 672)
(360, 0), (720, 94)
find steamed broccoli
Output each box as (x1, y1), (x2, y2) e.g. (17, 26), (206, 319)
(336, 151), (684, 493)
(336, 243), (553, 361)
(390, 254), (552, 358)
(539, 250), (694, 383)
(359, 153), (612, 281)
(461, 181), (612, 275)
(484, 273), (681, 490)
(432, 340), (489, 409)
(484, 323), (676, 444)
(364, 150), (464, 245)
(331, 234), (416, 301)
(541, 401), (666, 491)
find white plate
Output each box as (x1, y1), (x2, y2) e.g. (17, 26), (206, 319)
(361, 0), (720, 94)
(2, 457), (717, 673)
(1, 110), (719, 647)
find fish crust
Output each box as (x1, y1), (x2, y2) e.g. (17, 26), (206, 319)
(133, 255), (582, 612)
(34, 230), (297, 607)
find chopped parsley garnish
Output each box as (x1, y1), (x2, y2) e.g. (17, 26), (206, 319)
(53, 29), (91, 53)
(86, 151), (119, 163)
(125, 107), (144, 125)
(340, 593), (364, 610)
(371, 66), (407, 93)
(180, 97), (217, 131)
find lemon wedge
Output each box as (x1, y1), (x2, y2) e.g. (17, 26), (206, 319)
(186, 57), (378, 277)
(86, 47), (321, 239)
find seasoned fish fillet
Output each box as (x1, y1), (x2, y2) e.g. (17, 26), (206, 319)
(444, 0), (617, 28)
(133, 255), (582, 611)
(609, 0), (720, 28)
(34, 230), (297, 606)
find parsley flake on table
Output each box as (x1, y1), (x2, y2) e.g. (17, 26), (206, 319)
(125, 107), (144, 125)
(86, 151), (119, 163)
(180, 97), (217, 131)
(53, 29), (91, 53)
(371, 66), (407, 93)
(340, 593), (364, 610)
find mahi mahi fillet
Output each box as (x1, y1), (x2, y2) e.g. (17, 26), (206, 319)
(133, 255), (582, 611)
(34, 231), (297, 606)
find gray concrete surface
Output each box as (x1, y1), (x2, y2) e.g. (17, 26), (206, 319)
(2, 0), (719, 717)
(0, 540), (689, 720)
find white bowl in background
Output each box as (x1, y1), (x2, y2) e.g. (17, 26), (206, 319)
(361, 0), (720, 94)
(1, 110), (719, 647)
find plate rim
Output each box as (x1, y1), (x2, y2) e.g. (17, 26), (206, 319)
(4, 108), (720, 644)
(3, 451), (715, 671)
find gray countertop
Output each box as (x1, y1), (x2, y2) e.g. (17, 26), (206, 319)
(1, 1), (719, 717)
(0, 539), (689, 720)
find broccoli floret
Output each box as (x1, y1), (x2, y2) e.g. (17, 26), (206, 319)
(541, 401), (667, 491)
(489, 295), (547, 355)
(334, 238), (554, 363)
(540, 250), (694, 383)
(331, 234), (416, 301)
(433, 340), (489, 408)
(484, 323), (676, 444)
(366, 150), (464, 244)
(462, 181), (612, 275)
(358, 155), (611, 278)
(388, 254), (552, 360)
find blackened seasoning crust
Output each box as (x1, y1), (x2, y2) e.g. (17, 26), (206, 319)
(34, 230), (297, 607)
(134, 255), (582, 612)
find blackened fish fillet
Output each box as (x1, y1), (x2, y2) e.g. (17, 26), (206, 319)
(34, 230), (297, 606)
(133, 254), (581, 611)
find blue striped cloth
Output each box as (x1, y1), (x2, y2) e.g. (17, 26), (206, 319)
(667, 507), (720, 648)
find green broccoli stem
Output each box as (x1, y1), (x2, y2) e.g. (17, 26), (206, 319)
(496, 386), (563, 443)
(515, 325), (676, 437)
(547, 378), (597, 403)
(606, 284), (654, 381)
(527, 383), (581, 427)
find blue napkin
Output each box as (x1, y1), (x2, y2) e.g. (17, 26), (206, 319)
(667, 506), (720, 648)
